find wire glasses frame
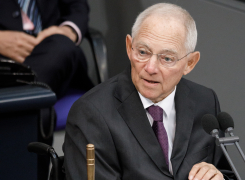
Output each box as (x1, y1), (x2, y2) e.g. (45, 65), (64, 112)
(131, 47), (193, 68)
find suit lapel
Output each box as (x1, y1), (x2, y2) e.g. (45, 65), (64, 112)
(114, 67), (172, 178)
(171, 79), (195, 176)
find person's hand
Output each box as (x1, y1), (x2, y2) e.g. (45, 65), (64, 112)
(0, 31), (38, 63)
(36, 26), (77, 44)
(188, 162), (223, 180)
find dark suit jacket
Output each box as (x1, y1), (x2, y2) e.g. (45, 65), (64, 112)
(64, 67), (235, 180)
(0, 0), (89, 35)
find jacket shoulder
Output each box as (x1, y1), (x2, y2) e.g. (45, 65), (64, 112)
(179, 78), (220, 113)
(180, 78), (214, 95)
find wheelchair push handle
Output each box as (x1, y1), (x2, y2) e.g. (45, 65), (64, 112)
(28, 142), (58, 158)
(28, 142), (63, 180)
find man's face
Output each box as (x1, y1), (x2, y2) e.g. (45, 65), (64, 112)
(126, 16), (199, 103)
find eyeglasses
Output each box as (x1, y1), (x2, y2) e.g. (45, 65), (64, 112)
(131, 47), (193, 68)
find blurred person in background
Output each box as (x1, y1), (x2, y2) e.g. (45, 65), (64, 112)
(0, 0), (92, 179)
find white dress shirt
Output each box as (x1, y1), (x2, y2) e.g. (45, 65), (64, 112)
(138, 87), (176, 175)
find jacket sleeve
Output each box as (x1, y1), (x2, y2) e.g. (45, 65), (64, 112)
(58, 0), (89, 36)
(63, 98), (122, 180)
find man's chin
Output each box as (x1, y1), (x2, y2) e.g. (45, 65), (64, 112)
(140, 92), (159, 103)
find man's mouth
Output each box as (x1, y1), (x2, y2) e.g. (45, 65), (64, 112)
(144, 79), (159, 84)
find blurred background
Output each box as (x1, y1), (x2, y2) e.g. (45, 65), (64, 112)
(55, 0), (245, 178)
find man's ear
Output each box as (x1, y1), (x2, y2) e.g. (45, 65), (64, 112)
(184, 51), (200, 75)
(126, 35), (132, 60)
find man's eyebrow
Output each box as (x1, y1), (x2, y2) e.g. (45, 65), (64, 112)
(135, 42), (150, 49)
(159, 49), (178, 55)
(135, 42), (178, 55)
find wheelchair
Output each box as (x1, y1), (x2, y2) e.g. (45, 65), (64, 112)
(28, 142), (95, 180)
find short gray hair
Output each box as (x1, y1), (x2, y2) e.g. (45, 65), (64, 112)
(131, 3), (197, 52)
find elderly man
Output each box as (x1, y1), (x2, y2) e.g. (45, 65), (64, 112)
(64, 3), (235, 180)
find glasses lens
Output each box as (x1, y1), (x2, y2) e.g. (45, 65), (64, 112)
(158, 54), (177, 67)
(134, 47), (151, 61)
(132, 46), (181, 67)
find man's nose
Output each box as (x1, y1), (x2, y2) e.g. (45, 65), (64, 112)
(144, 54), (159, 74)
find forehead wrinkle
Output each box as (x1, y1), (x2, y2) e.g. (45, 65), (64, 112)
(141, 18), (184, 38)
(138, 30), (183, 54)
(135, 41), (150, 49)
(141, 26), (183, 44)
(135, 16), (186, 53)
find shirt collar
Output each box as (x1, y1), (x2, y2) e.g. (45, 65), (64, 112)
(138, 86), (176, 118)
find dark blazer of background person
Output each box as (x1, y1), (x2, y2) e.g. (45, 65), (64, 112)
(64, 67), (235, 180)
(0, 0), (89, 35)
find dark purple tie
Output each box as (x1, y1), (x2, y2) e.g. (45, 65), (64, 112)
(147, 105), (169, 167)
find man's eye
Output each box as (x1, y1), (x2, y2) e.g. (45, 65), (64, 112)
(164, 57), (173, 62)
(139, 50), (147, 55)
(160, 55), (175, 62)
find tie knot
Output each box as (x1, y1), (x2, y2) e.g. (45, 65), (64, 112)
(147, 105), (163, 122)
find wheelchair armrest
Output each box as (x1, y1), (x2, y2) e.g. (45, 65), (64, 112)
(28, 142), (64, 180)
(85, 28), (109, 83)
(28, 142), (58, 158)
